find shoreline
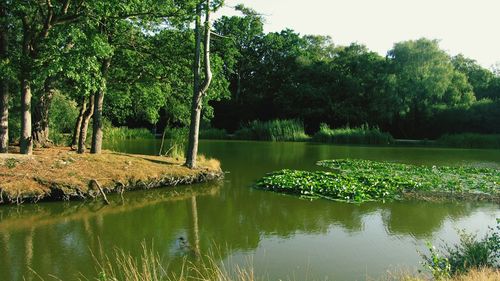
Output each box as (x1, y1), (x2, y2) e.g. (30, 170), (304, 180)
(0, 147), (223, 205)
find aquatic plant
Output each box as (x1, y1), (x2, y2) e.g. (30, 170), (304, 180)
(255, 159), (500, 203)
(312, 123), (394, 145)
(234, 119), (310, 142)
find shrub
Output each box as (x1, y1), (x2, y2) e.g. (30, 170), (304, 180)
(437, 133), (500, 149)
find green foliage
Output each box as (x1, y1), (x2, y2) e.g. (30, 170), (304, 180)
(234, 119), (309, 141)
(104, 126), (155, 142)
(162, 127), (188, 158)
(422, 221), (500, 279)
(255, 159), (500, 203)
(437, 133), (500, 149)
(312, 123), (394, 145)
(4, 158), (18, 169)
(49, 92), (79, 146)
(199, 128), (228, 139)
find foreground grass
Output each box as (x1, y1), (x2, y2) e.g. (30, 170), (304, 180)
(0, 147), (222, 204)
(396, 268), (500, 281)
(255, 159), (500, 202)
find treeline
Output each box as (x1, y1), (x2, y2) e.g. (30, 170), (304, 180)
(1, 2), (499, 156)
(210, 9), (500, 139)
(0, 0), (229, 155)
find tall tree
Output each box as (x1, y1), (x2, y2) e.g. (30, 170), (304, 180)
(186, 0), (213, 168)
(0, 2), (9, 153)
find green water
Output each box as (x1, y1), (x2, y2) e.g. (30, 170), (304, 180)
(0, 140), (499, 281)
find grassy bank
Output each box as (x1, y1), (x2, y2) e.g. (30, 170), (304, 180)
(234, 119), (309, 141)
(255, 159), (500, 203)
(0, 147), (222, 204)
(313, 123), (394, 145)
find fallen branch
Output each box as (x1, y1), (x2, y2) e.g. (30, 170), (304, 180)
(90, 179), (110, 205)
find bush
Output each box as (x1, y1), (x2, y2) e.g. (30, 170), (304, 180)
(422, 220), (500, 279)
(234, 119), (309, 141)
(312, 123), (394, 145)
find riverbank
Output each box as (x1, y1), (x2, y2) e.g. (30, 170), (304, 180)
(0, 147), (223, 204)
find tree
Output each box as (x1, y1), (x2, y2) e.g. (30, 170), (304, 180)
(185, 0), (213, 169)
(0, 2), (9, 153)
(10, 0), (84, 154)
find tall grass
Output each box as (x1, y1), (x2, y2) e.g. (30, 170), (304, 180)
(437, 133), (500, 149)
(234, 119), (309, 142)
(105, 127), (155, 141)
(312, 123), (394, 145)
(87, 243), (256, 281)
(159, 127), (188, 158)
(199, 128), (228, 140)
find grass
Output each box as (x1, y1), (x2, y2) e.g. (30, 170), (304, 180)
(392, 268), (500, 281)
(0, 147), (222, 204)
(199, 128), (229, 139)
(234, 119), (310, 142)
(105, 127), (155, 141)
(437, 133), (500, 149)
(255, 159), (500, 203)
(312, 123), (394, 145)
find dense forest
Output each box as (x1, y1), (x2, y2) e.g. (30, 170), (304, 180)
(1, 1), (499, 157)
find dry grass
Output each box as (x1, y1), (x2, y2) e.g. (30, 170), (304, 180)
(386, 268), (500, 281)
(0, 147), (222, 204)
(87, 243), (256, 281)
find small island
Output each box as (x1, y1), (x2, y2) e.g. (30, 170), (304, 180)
(0, 147), (223, 204)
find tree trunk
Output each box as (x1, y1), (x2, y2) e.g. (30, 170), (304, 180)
(20, 19), (33, 155)
(32, 79), (55, 147)
(77, 93), (95, 154)
(0, 4), (8, 153)
(185, 0), (213, 169)
(90, 59), (111, 154)
(71, 96), (87, 148)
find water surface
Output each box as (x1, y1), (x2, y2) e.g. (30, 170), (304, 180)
(1, 140), (499, 281)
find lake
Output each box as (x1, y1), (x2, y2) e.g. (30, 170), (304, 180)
(1, 140), (499, 281)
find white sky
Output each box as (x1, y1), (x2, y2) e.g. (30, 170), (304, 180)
(215, 0), (500, 68)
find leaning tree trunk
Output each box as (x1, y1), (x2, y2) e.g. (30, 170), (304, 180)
(90, 59), (111, 154)
(0, 3), (8, 153)
(71, 96), (87, 148)
(185, 0), (212, 169)
(32, 80), (55, 147)
(77, 93), (95, 154)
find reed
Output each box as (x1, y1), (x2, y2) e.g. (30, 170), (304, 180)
(312, 123), (394, 145)
(234, 119), (309, 142)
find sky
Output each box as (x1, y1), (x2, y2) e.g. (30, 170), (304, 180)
(215, 0), (500, 68)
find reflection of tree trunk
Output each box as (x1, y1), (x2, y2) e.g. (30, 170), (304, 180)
(90, 58), (111, 154)
(1, 232), (11, 279)
(32, 79), (55, 147)
(77, 93), (95, 154)
(190, 196), (200, 257)
(186, 0), (212, 168)
(71, 96), (87, 148)
(0, 3), (8, 153)
(25, 228), (34, 281)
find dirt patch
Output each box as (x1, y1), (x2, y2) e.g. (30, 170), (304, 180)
(0, 147), (223, 204)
